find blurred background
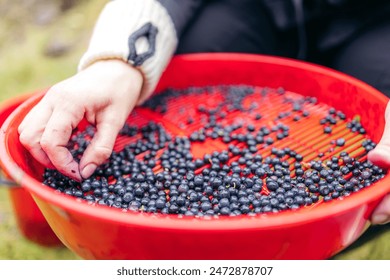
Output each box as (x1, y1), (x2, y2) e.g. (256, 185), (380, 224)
(0, 0), (389, 260)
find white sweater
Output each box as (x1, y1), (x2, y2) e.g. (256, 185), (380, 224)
(78, 0), (178, 104)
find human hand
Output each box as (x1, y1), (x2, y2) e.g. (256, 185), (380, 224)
(18, 60), (143, 181)
(367, 101), (390, 225)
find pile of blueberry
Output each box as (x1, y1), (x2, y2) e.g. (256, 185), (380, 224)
(42, 85), (386, 217)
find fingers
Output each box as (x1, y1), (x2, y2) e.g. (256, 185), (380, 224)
(19, 94), (84, 181)
(40, 108), (84, 181)
(18, 104), (54, 169)
(371, 194), (390, 225)
(368, 101), (390, 167)
(79, 117), (124, 179)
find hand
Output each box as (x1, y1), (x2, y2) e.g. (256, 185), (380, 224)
(18, 60), (143, 181)
(367, 101), (390, 225)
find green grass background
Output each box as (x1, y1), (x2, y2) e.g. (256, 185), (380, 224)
(0, 0), (389, 260)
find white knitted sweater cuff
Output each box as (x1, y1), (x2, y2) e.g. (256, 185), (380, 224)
(78, 0), (178, 104)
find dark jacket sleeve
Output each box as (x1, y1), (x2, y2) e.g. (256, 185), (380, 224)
(157, 0), (207, 36)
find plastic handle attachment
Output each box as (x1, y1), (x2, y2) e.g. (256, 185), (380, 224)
(0, 168), (18, 188)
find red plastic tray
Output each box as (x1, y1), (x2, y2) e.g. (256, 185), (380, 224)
(1, 54), (389, 259)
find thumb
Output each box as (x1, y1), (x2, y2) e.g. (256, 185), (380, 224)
(79, 118), (124, 179)
(371, 193), (390, 225)
(368, 101), (390, 168)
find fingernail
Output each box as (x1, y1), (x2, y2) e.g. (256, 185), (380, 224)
(371, 213), (390, 225)
(81, 163), (97, 179)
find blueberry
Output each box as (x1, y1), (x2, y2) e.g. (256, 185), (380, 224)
(247, 124), (255, 132)
(323, 126), (332, 134)
(336, 138), (345, 146)
(319, 185), (331, 196)
(201, 201), (212, 212)
(361, 170), (372, 179)
(178, 184), (189, 193)
(122, 193), (134, 203)
(220, 207), (231, 215)
(81, 182), (92, 192)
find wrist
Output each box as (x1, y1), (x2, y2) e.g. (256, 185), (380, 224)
(83, 59), (143, 85)
(79, 59), (144, 102)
